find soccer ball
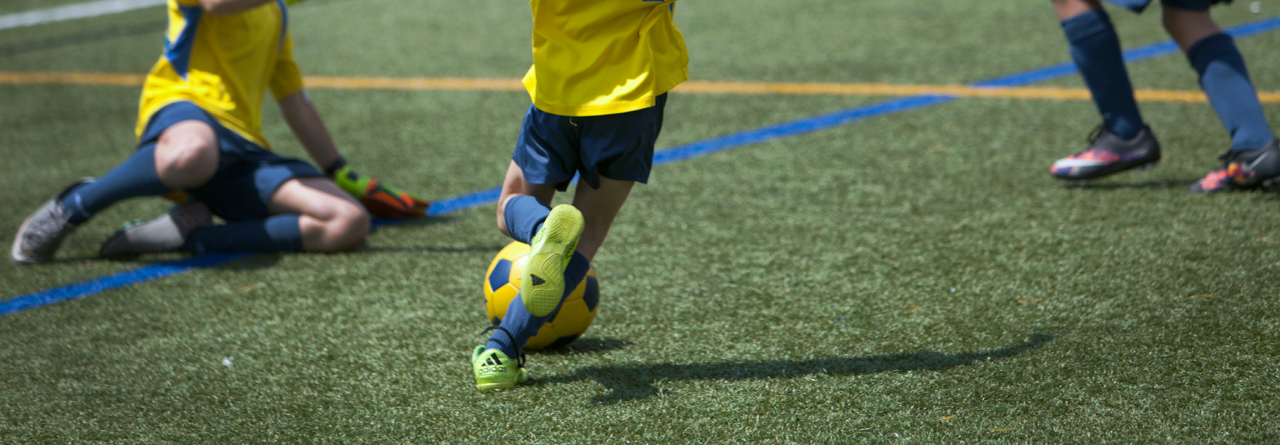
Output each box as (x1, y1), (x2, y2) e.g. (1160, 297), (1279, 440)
(484, 241), (599, 350)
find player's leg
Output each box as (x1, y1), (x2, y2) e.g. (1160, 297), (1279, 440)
(477, 164), (581, 391)
(570, 176), (634, 262)
(1162, 4), (1280, 191)
(267, 178), (370, 252)
(176, 177), (369, 254)
(1048, 0), (1162, 180)
(475, 105), (589, 391)
(11, 107), (215, 264)
(480, 175), (629, 378)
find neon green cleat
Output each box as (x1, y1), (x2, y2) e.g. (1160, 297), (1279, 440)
(521, 204), (584, 317)
(472, 346), (527, 391)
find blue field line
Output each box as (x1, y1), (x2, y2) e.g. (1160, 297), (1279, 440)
(0, 253), (250, 316)
(5, 14), (1280, 316)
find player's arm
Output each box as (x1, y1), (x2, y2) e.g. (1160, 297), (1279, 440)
(277, 91), (431, 217)
(278, 91), (341, 171)
(195, 0), (298, 15)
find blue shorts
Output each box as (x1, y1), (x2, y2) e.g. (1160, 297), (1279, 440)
(1102, 0), (1228, 13)
(139, 101), (323, 221)
(512, 94), (667, 191)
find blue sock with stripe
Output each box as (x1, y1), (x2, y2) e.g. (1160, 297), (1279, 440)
(486, 252), (590, 358)
(182, 215), (304, 254)
(1187, 33), (1275, 151)
(503, 195), (550, 245)
(60, 145), (171, 224)
(1062, 9), (1145, 139)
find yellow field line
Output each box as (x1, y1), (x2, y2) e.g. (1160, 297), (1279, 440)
(4, 71), (1279, 104)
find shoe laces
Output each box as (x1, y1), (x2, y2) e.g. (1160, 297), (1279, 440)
(481, 325), (525, 369)
(1086, 124), (1105, 144)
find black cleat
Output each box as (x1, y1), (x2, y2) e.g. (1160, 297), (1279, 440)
(1050, 126), (1161, 181)
(1190, 138), (1280, 193)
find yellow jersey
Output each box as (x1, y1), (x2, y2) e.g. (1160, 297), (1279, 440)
(136, 0), (304, 148)
(523, 0), (689, 117)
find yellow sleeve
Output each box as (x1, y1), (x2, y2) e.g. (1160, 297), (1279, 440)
(175, 0), (199, 5)
(270, 33), (305, 100)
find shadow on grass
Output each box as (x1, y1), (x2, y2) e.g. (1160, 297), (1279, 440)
(0, 20), (166, 58)
(537, 334), (1054, 405)
(534, 338), (632, 356)
(357, 245), (506, 254)
(1063, 179), (1197, 190)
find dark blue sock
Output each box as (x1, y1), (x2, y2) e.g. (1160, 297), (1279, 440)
(1062, 9), (1145, 139)
(503, 195), (551, 245)
(182, 215), (304, 254)
(60, 145), (172, 224)
(1188, 34), (1275, 151)
(486, 252), (590, 358)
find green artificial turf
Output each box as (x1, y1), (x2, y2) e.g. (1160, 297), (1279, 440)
(2, 0), (1279, 443)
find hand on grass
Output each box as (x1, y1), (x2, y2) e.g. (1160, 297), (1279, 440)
(327, 160), (430, 218)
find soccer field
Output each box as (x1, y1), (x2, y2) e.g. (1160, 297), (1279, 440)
(3, 0), (1280, 442)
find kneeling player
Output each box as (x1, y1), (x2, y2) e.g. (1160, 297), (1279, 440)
(470, 0), (688, 390)
(11, 0), (426, 264)
(1047, 0), (1279, 192)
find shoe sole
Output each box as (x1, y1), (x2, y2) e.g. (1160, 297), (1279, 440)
(521, 205), (584, 317)
(10, 207), (44, 265)
(1054, 159), (1160, 182)
(476, 381), (517, 391)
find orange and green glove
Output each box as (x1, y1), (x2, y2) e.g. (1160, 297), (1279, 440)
(326, 158), (430, 218)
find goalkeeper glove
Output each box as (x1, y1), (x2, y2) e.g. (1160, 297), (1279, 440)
(326, 158), (430, 218)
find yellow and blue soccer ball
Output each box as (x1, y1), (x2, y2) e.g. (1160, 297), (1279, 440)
(484, 241), (599, 350)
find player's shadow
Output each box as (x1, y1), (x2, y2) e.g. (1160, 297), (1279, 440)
(534, 338), (632, 356)
(538, 334), (1054, 405)
(95, 252), (282, 271)
(1062, 179), (1197, 190)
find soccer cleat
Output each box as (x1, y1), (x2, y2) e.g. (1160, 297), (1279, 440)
(471, 346), (527, 391)
(10, 178), (94, 265)
(99, 202), (213, 258)
(1050, 125), (1161, 180)
(1190, 138), (1280, 193)
(521, 204), (584, 317)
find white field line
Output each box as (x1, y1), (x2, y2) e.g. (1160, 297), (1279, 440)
(0, 0), (166, 31)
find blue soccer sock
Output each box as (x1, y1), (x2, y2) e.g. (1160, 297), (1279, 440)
(486, 251), (590, 358)
(60, 145), (172, 224)
(182, 215), (304, 254)
(503, 194), (551, 245)
(1062, 9), (1145, 139)
(1187, 33), (1275, 151)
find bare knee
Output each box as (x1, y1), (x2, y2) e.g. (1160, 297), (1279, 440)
(1051, 0), (1102, 20)
(155, 123), (219, 189)
(1162, 7), (1221, 50)
(302, 203), (370, 253)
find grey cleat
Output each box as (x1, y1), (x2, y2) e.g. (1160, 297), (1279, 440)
(11, 178), (94, 265)
(99, 202), (213, 258)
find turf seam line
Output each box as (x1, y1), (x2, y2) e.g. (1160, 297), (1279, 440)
(9, 72), (1280, 104)
(5, 14), (1280, 317)
(0, 0), (166, 30)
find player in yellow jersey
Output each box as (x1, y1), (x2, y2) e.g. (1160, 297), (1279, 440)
(471, 0), (689, 391)
(11, 0), (427, 264)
